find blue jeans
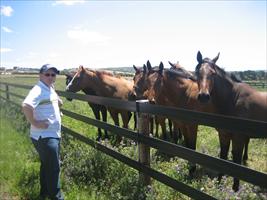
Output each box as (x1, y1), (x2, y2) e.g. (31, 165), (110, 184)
(31, 137), (64, 200)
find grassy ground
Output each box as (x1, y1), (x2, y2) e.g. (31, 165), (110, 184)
(0, 109), (37, 199)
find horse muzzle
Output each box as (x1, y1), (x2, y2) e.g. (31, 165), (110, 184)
(197, 92), (210, 103)
(128, 91), (137, 101)
(65, 89), (73, 101)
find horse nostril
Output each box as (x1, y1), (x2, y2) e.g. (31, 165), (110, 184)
(198, 93), (210, 103)
(147, 97), (156, 104)
(129, 92), (136, 100)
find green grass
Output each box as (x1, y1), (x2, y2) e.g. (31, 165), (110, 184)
(0, 109), (37, 199)
(0, 75), (267, 199)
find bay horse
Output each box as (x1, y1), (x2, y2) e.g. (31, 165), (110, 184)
(66, 66), (135, 144)
(133, 61), (176, 141)
(139, 61), (224, 175)
(195, 51), (267, 191)
(65, 73), (108, 141)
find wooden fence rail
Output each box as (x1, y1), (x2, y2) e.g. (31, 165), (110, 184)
(0, 82), (267, 200)
(244, 81), (267, 88)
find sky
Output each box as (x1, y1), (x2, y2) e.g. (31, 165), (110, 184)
(1, 0), (266, 71)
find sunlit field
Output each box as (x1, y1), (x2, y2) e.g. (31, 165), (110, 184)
(0, 74), (266, 200)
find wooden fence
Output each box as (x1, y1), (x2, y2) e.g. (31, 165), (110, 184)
(244, 81), (267, 88)
(0, 82), (267, 200)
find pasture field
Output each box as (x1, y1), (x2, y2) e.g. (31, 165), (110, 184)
(0, 74), (266, 199)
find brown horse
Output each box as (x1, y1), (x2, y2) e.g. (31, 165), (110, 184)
(195, 51), (267, 191)
(133, 61), (214, 174)
(170, 60), (249, 162)
(65, 73), (108, 141)
(66, 66), (135, 144)
(133, 61), (177, 141)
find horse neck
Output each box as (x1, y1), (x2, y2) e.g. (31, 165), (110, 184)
(82, 87), (96, 95)
(82, 71), (103, 94)
(235, 84), (267, 120)
(160, 74), (194, 106)
(212, 75), (238, 114)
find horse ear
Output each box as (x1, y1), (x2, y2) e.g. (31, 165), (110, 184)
(212, 52), (220, 63)
(133, 65), (138, 72)
(143, 64), (147, 72)
(197, 51), (203, 63)
(79, 65), (84, 70)
(159, 62), (164, 74)
(147, 60), (152, 71)
(168, 61), (175, 68)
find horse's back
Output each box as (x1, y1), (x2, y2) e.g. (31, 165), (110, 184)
(248, 91), (267, 121)
(102, 75), (133, 99)
(236, 84), (267, 121)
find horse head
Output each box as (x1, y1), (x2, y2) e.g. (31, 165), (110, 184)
(132, 61), (149, 100)
(66, 65), (87, 94)
(195, 51), (220, 103)
(143, 61), (164, 104)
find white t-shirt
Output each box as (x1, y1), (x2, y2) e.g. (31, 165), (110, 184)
(23, 81), (62, 140)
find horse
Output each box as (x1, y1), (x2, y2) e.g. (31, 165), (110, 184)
(133, 61), (176, 141)
(195, 51), (267, 191)
(65, 73), (108, 141)
(139, 61), (226, 175)
(66, 66), (135, 144)
(170, 60), (250, 162)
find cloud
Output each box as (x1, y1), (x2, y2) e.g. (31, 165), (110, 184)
(0, 48), (12, 53)
(67, 29), (111, 44)
(52, 0), (85, 6)
(2, 26), (13, 33)
(0, 6), (13, 17)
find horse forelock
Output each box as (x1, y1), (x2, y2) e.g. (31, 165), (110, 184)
(196, 57), (221, 74)
(147, 66), (163, 75)
(135, 66), (145, 72)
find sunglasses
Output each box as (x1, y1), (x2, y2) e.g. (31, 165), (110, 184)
(44, 73), (56, 77)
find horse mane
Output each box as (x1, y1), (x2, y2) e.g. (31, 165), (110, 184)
(210, 61), (242, 83)
(166, 68), (197, 81)
(96, 70), (114, 77)
(230, 73), (242, 82)
(198, 58), (242, 83)
(84, 68), (115, 77)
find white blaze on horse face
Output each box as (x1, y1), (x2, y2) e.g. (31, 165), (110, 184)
(66, 71), (79, 91)
(198, 65), (211, 95)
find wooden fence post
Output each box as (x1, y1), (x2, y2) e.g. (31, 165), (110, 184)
(136, 100), (151, 186)
(5, 84), (9, 100)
